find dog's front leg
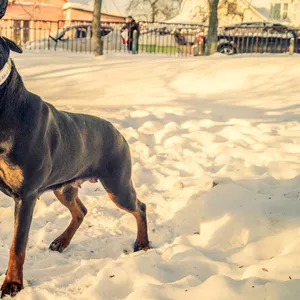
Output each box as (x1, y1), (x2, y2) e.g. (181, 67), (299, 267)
(1, 194), (36, 298)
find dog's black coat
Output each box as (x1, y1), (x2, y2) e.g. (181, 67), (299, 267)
(0, 37), (149, 298)
(0, 59), (128, 198)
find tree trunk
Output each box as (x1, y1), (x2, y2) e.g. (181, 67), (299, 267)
(151, 6), (156, 22)
(92, 0), (103, 56)
(205, 0), (219, 56)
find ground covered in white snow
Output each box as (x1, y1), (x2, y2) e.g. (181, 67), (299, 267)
(1, 52), (300, 299)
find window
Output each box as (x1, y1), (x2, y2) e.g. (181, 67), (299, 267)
(23, 20), (30, 43)
(270, 4), (274, 18)
(13, 20), (21, 44)
(76, 28), (87, 39)
(283, 3), (288, 19)
(273, 3), (281, 19)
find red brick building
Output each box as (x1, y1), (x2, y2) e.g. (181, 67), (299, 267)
(1, 1), (125, 44)
(4, 0), (125, 22)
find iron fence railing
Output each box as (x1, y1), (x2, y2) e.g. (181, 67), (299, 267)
(0, 19), (57, 50)
(0, 19), (299, 56)
(137, 21), (207, 56)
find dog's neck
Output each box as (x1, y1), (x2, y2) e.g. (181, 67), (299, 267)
(0, 58), (26, 113)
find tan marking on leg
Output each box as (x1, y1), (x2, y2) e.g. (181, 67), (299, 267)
(132, 211), (149, 247)
(6, 249), (25, 286)
(4, 205), (26, 289)
(108, 193), (149, 251)
(132, 200), (150, 251)
(50, 187), (87, 252)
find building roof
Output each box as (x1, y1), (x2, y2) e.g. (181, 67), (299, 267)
(4, 1), (125, 21)
(64, 1), (126, 18)
(242, 0), (269, 21)
(252, 0), (270, 18)
(63, 2), (93, 12)
(71, 0), (128, 16)
(167, 0), (269, 24)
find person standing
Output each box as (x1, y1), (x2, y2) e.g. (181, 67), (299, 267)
(121, 16), (139, 53)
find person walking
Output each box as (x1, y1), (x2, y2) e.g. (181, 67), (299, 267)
(121, 16), (139, 53)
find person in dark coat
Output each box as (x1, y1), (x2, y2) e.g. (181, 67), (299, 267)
(121, 16), (139, 53)
(0, 0), (8, 18)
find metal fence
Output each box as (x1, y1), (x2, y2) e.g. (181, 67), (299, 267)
(137, 22), (207, 56)
(0, 19), (299, 56)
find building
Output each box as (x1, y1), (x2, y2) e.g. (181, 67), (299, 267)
(270, 0), (300, 26)
(167, 0), (268, 26)
(4, 0), (65, 21)
(4, 0), (125, 22)
(62, 3), (125, 23)
(1, 0), (125, 44)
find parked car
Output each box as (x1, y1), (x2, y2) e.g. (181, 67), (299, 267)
(194, 22), (299, 55)
(25, 24), (125, 52)
(138, 27), (197, 48)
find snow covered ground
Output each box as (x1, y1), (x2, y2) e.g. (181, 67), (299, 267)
(1, 51), (300, 299)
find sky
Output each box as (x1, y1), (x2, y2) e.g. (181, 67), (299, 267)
(252, 0), (270, 9)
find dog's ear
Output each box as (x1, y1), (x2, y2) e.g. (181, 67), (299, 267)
(0, 0), (8, 19)
(2, 37), (23, 54)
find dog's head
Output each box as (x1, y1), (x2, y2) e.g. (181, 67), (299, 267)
(0, 37), (22, 67)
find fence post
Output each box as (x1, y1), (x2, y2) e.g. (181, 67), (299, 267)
(132, 30), (138, 54)
(192, 40), (199, 56)
(290, 38), (294, 55)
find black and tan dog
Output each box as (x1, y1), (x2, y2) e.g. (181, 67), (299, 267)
(0, 38), (150, 298)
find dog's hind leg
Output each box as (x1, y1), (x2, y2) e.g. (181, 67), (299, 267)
(99, 137), (150, 252)
(100, 176), (150, 252)
(49, 186), (87, 253)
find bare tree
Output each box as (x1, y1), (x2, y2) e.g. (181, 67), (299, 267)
(205, 0), (219, 55)
(92, 0), (103, 56)
(190, 5), (209, 23)
(127, 0), (182, 22)
(10, 0), (42, 20)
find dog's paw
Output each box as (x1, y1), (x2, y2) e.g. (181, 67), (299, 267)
(49, 238), (70, 253)
(1, 280), (23, 298)
(133, 240), (151, 252)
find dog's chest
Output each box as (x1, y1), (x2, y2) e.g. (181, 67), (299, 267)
(0, 139), (23, 193)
